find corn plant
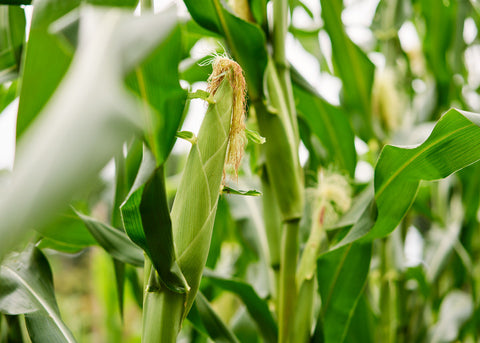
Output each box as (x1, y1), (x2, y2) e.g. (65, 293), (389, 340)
(2, 0), (480, 342)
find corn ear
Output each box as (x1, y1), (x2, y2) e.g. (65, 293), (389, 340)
(143, 57), (246, 342)
(172, 71), (238, 314)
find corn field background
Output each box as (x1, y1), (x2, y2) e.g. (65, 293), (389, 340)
(2, 0), (480, 342)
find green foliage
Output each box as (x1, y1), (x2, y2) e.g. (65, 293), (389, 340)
(2, 0), (480, 342)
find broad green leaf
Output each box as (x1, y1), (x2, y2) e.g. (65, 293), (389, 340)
(293, 71), (356, 176)
(316, 242), (372, 343)
(428, 290), (473, 343)
(362, 109), (480, 242)
(320, 0), (375, 139)
(121, 149), (188, 293)
(0, 6), (25, 83)
(0, 6), (179, 258)
(0, 245), (76, 342)
(203, 269), (278, 343)
(74, 211), (144, 267)
(183, 0), (267, 100)
(125, 25), (187, 165)
(344, 295), (375, 343)
(193, 292), (240, 343)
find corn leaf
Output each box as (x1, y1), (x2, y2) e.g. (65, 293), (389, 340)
(121, 148), (188, 293)
(0, 245), (76, 342)
(125, 25), (187, 165)
(16, 0), (138, 138)
(0, 6), (178, 259)
(36, 207), (98, 253)
(320, 0), (374, 139)
(292, 71), (356, 177)
(0, 6), (25, 83)
(74, 211), (144, 267)
(0, 81), (17, 116)
(314, 242), (372, 343)
(193, 292), (240, 343)
(362, 109), (480, 241)
(203, 269), (278, 343)
(183, 0), (267, 100)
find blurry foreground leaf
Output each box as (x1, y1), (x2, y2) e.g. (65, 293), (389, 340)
(0, 6), (178, 259)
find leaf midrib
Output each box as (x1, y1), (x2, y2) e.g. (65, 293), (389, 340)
(375, 122), (476, 198)
(2, 265), (76, 343)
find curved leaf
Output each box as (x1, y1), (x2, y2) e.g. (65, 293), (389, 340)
(203, 269), (278, 343)
(0, 245), (76, 342)
(121, 149), (188, 293)
(74, 210), (144, 266)
(363, 109), (480, 241)
(193, 292), (240, 343)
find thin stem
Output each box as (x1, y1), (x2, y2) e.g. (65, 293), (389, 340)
(278, 219), (300, 343)
(261, 171), (282, 302)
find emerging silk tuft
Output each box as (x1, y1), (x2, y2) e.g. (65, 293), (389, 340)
(207, 55), (247, 179)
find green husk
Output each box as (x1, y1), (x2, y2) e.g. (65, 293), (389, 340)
(143, 62), (244, 341)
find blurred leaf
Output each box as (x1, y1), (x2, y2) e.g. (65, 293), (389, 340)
(183, 0), (267, 100)
(0, 80), (17, 115)
(344, 295), (375, 343)
(361, 109), (480, 242)
(203, 269), (278, 343)
(320, 0), (375, 139)
(0, 6), (179, 258)
(315, 242), (372, 343)
(429, 290), (473, 343)
(419, 0), (456, 108)
(0, 6), (25, 83)
(125, 25), (187, 166)
(35, 207), (97, 252)
(16, 0), (139, 139)
(16, 0), (79, 139)
(193, 292), (240, 343)
(121, 149), (188, 293)
(292, 71), (356, 176)
(222, 186), (262, 196)
(0, 245), (76, 342)
(74, 210), (144, 266)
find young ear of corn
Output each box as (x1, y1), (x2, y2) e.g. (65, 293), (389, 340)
(143, 57), (245, 342)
